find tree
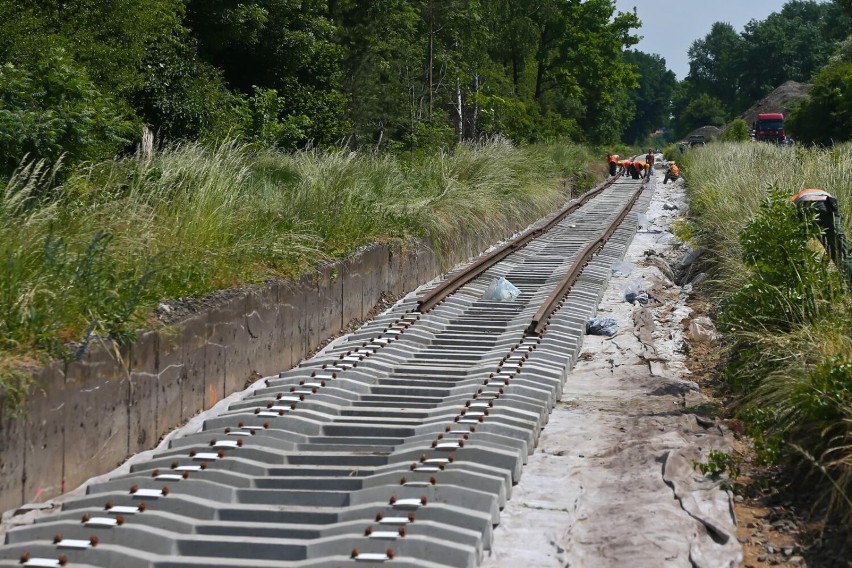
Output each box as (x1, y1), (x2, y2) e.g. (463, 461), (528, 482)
(622, 50), (677, 144)
(737, 1), (851, 105)
(720, 119), (750, 142)
(686, 22), (744, 114)
(186, 0), (349, 147)
(0, 0), (237, 145)
(0, 51), (136, 174)
(679, 94), (727, 135)
(786, 61), (852, 145)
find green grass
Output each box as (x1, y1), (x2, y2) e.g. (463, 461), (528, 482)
(0, 137), (601, 390)
(682, 142), (852, 522)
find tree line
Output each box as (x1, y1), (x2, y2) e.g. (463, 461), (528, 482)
(0, 0), (679, 176)
(672, 0), (852, 143)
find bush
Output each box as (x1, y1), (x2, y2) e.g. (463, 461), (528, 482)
(0, 51), (137, 175)
(720, 187), (845, 334)
(720, 119), (750, 142)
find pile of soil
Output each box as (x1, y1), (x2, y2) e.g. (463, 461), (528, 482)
(737, 80), (812, 127)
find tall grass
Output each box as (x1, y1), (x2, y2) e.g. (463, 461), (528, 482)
(0, 138), (598, 369)
(682, 142), (852, 522)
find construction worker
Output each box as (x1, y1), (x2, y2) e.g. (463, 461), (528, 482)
(606, 153), (619, 177)
(791, 188), (852, 286)
(618, 159), (632, 175)
(664, 162), (679, 184)
(630, 160), (646, 180)
(645, 149), (656, 176)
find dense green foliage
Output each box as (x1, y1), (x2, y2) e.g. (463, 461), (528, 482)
(672, 0), (852, 139)
(787, 61), (852, 145)
(719, 119), (750, 142)
(0, 0), (647, 174)
(682, 143), (852, 520)
(621, 50), (677, 144)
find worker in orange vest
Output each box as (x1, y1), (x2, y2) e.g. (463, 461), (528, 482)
(630, 160), (646, 180)
(664, 162), (680, 184)
(791, 188), (852, 285)
(606, 153), (620, 177)
(645, 149), (656, 176)
(618, 159), (632, 175)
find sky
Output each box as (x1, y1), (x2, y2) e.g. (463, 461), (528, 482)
(613, 0), (804, 80)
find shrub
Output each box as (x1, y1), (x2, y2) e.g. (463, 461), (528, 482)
(0, 51), (137, 175)
(720, 187), (845, 334)
(720, 119), (750, 142)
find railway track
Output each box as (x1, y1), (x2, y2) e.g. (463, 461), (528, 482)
(1, 174), (650, 568)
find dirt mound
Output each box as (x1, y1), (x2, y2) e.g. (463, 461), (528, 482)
(685, 125), (722, 140)
(738, 80), (812, 126)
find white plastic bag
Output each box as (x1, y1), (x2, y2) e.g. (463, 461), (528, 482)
(482, 276), (521, 301)
(611, 260), (635, 277)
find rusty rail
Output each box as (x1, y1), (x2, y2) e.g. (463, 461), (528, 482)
(416, 173), (621, 312)
(526, 177), (648, 335)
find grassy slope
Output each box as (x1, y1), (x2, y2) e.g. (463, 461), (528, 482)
(681, 142), (852, 521)
(0, 138), (602, 368)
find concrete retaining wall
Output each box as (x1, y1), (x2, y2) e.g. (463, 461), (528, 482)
(0, 236), (492, 513)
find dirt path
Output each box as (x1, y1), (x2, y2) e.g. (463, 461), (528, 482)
(484, 171), (743, 567)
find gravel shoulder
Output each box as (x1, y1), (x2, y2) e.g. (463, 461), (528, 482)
(484, 172), (743, 567)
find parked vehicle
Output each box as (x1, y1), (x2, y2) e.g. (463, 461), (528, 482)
(754, 113), (787, 143)
(687, 135), (706, 147)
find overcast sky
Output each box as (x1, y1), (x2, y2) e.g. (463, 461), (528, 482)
(613, 0), (812, 80)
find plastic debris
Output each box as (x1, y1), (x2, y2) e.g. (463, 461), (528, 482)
(625, 290), (649, 305)
(611, 260), (635, 277)
(687, 316), (719, 344)
(586, 318), (618, 337)
(482, 276), (521, 301)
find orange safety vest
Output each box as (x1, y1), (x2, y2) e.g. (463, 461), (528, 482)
(619, 160), (631, 168)
(791, 188), (832, 203)
(669, 164), (679, 176)
(633, 161), (646, 169)
(607, 154), (619, 164)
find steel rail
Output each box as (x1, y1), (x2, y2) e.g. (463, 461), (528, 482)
(416, 173), (621, 313)
(526, 177), (648, 335)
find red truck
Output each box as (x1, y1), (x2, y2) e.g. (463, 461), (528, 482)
(754, 112), (787, 144)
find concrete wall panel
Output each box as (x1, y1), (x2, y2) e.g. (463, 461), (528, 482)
(270, 281), (295, 373)
(300, 273), (319, 356)
(362, 244), (388, 319)
(23, 362), (66, 504)
(181, 314), (209, 417)
(244, 284), (280, 379)
(63, 344), (130, 494)
(0, 380), (27, 512)
(156, 328), (184, 435)
(387, 242), (403, 296)
(278, 281), (306, 368)
(128, 331), (159, 453)
(316, 264), (343, 345)
(206, 294), (245, 403)
(341, 250), (365, 325)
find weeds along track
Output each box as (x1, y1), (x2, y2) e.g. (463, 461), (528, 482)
(1, 175), (650, 568)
